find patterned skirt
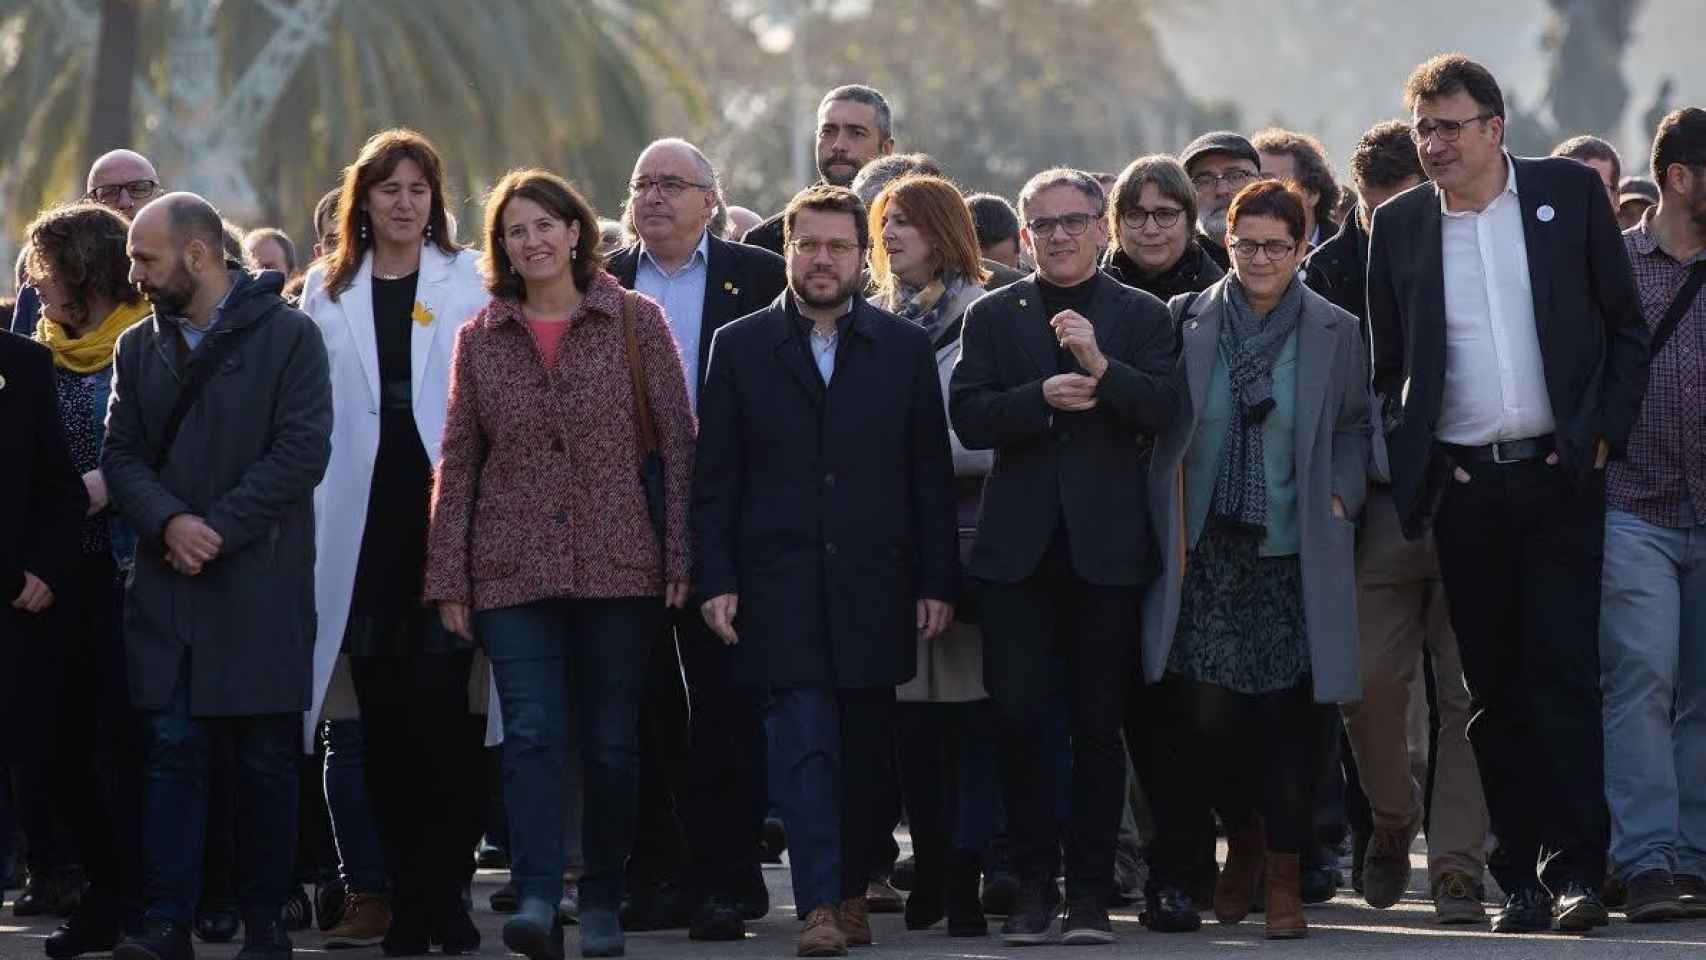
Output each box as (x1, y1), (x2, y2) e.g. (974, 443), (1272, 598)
(1165, 522), (1310, 694)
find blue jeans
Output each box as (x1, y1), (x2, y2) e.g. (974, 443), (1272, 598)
(139, 657), (298, 925)
(479, 598), (660, 912)
(1600, 509), (1706, 881)
(321, 720), (386, 895)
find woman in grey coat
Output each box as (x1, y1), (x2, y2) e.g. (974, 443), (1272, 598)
(1140, 181), (1369, 941)
(868, 174), (998, 938)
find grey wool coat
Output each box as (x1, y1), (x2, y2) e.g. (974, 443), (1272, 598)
(1141, 277), (1371, 704)
(102, 269), (333, 717)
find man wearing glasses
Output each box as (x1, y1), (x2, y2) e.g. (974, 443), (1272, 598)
(693, 184), (957, 957)
(604, 137), (785, 943)
(1180, 132), (1263, 269)
(1366, 54), (1648, 935)
(950, 169), (1180, 946)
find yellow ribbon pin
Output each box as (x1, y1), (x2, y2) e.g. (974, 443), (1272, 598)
(411, 301), (434, 327)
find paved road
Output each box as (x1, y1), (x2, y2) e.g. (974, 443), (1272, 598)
(7, 849), (1706, 960)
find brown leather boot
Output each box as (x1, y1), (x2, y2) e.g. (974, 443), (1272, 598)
(1215, 817), (1266, 924)
(1264, 853), (1308, 940)
(798, 904), (847, 957)
(838, 896), (872, 946)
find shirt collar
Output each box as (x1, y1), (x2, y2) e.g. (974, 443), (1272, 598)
(639, 230), (710, 277)
(1439, 151), (1518, 217)
(786, 291), (854, 339)
(1630, 206), (1706, 265)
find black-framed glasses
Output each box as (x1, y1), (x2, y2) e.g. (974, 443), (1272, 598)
(1190, 169), (1258, 191)
(1120, 207), (1186, 230)
(787, 237), (862, 259)
(87, 179), (160, 205)
(1411, 114), (1494, 144)
(1228, 237), (1297, 262)
(1026, 213), (1095, 238)
(628, 176), (711, 199)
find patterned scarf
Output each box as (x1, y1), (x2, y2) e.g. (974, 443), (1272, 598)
(889, 271), (968, 345)
(1210, 275), (1303, 534)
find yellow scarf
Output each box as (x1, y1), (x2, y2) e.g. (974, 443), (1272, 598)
(35, 300), (152, 374)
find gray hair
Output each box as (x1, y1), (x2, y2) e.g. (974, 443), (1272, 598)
(622, 137), (729, 241)
(818, 84), (893, 142)
(1017, 167), (1107, 219)
(851, 152), (942, 206)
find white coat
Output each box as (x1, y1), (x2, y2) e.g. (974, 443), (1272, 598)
(300, 243), (490, 751)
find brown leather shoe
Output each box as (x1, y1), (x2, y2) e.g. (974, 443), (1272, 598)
(838, 896), (872, 946)
(798, 905), (847, 957)
(1215, 817), (1265, 924)
(1264, 853), (1308, 940)
(324, 892), (392, 949)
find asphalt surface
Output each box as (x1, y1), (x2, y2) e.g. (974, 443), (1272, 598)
(6, 840), (1706, 959)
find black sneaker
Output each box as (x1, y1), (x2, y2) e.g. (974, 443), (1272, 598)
(999, 884), (1060, 946)
(1623, 869), (1684, 923)
(1141, 886), (1202, 934)
(1490, 888), (1554, 933)
(1060, 901), (1115, 945)
(282, 887), (313, 932)
(115, 920), (195, 960)
(1553, 881), (1609, 933)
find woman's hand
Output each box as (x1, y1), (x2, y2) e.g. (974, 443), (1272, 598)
(81, 469), (109, 516)
(665, 580), (690, 609)
(439, 601), (473, 641)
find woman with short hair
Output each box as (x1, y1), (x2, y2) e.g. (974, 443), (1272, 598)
(1105, 154), (1224, 301)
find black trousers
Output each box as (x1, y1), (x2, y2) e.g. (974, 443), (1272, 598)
(979, 546), (1138, 907)
(1123, 674), (1215, 897)
(629, 610), (768, 901)
(1433, 457), (1609, 892)
(349, 644), (484, 916)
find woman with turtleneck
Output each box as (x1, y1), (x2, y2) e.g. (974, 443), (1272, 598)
(1104, 155), (1225, 306)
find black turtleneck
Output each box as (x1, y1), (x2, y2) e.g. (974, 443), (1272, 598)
(1037, 272), (1101, 372)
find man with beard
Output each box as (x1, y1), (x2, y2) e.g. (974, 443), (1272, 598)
(741, 85), (896, 256)
(693, 184), (957, 956)
(605, 137), (786, 941)
(105, 193), (331, 960)
(1181, 132), (1263, 269)
(950, 169), (1180, 946)
(1597, 106), (1706, 924)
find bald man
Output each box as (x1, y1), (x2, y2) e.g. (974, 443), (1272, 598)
(106, 193), (330, 960)
(86, 150), (161, 217)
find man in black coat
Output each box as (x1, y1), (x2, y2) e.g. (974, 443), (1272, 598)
(1366, 56), (1648, 934)
(105, 194), (332, 960)
(693, 185), (956, 955)
(949, 169), (1180, 945)
(606, 137), (787, 939)
(741, 84), (896, 257)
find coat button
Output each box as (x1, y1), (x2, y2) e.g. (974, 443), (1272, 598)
(824, 472), (836, 487)
(825, 542), (837, 556)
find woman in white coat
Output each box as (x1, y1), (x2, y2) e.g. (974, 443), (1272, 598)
(301, 129), (490, 956)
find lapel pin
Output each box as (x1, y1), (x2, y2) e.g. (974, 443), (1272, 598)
(1188, 320), (1199, 330)
(1018, 298), (1028, 307)
(411, 300), (435, 327)
(1536, 204), (1555, 223)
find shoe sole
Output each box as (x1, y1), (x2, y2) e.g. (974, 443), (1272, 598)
(325, 935), (386, 950)
(1002, 922), (1058, 946)
(1556, 902), (1610, 932)
(1491, 915), (1553, 934)
(1265, 928), (1308, 940)
(1060, 928), (1116, 945)
(1626, 900), (1685, 923)
(1434, 905), (1487, 925)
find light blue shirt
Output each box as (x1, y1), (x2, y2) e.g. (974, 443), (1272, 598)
(177, 272), (238, 351)
(809, 325), (839, 384)
(635, 231), (710, 408)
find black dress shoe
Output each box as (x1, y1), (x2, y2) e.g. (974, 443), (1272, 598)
(46, 903), (123, 959)
(1554, 881), (1610, 933)
(1491, 888), (1554, 933)
(193, 901), (240, 944)
(689, 896), (745, 941)
(114, 920), (195, 960)
(944, 851), (986, 937)
(1142, 886), (1203, 933)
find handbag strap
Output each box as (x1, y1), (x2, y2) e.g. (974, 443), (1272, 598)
(1650, 260), (1706, 360)
(619, 291), (659, 455)
(152, 315), (267, 471)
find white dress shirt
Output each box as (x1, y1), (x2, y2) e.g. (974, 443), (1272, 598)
(635, 230), (710, 409)
(1436, 153), (1555, 446)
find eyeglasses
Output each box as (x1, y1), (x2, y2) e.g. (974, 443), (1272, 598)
(1120, 207), (1186, 229)
(628, 176), (711, 199)
(1025, 213), (1096, 238)
(787, 237), (863, 259)
(86, 179), (160, 205)
(1411, 114), (1494, 144)
(1190, 169), (1259, 191)
(1228, 237), (1297, 262)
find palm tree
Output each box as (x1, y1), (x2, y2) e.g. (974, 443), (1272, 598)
(0, 0), (696, 255)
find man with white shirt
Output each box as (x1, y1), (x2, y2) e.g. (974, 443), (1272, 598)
(1366, 54), (1649, 935)
(605, 138), (786, 942)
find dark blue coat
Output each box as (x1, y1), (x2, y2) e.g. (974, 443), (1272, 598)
(692, 292), (958, 690)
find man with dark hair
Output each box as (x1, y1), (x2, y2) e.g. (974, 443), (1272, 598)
(107, 193), (332, 960)
(1180, 131), (1262, 268)
(1252, 128), (1342, 246)
(1552, 134), (1622, 210)
(1367, 54), (1649, 935)
(951, 168), (1180, 946)
(1598, 105), (1706, 924)
(1617, 177), (1660, 231)
(967, 193), (1022, 269)
(851, 153), (941, 207)
(694, 184), (956, 957)
(604, 137), (786, 942)
(311, 189), (341, 261)
(742, 85), (897, 256)
(1305, 118), (1491, 924)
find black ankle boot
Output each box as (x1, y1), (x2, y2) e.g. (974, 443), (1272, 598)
(945, 849), (987, 937)
(904, 850), (946, 931)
